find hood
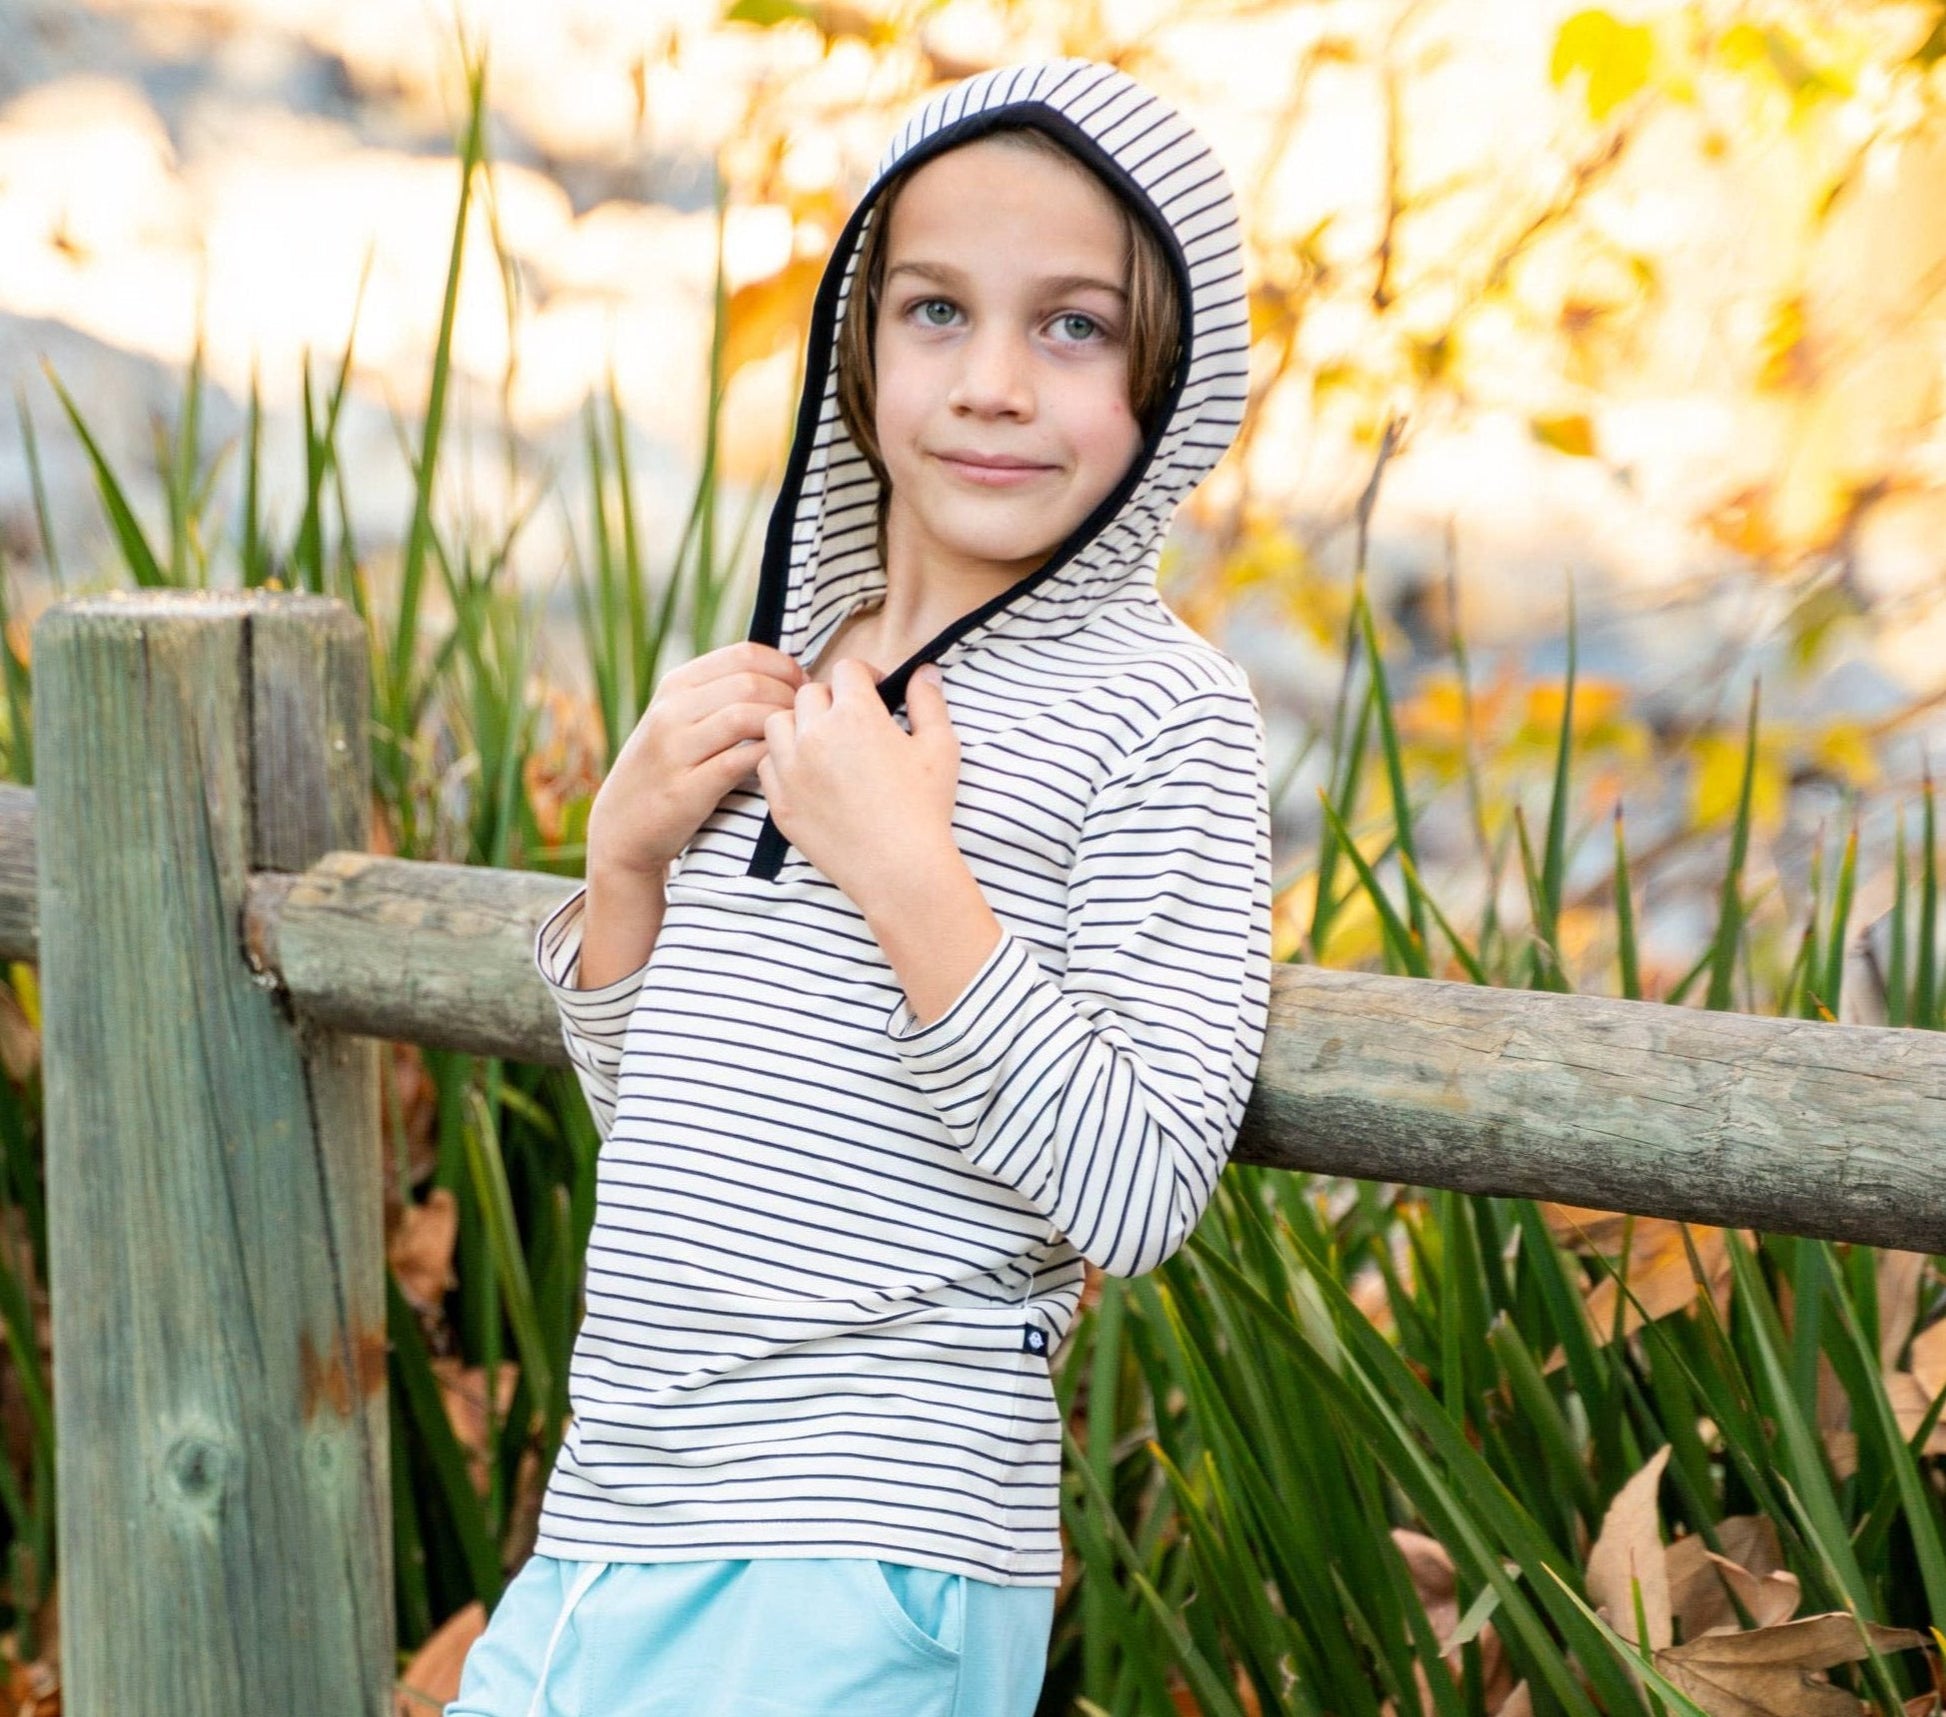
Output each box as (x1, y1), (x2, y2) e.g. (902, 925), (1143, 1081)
(740, 56), (1250, 877)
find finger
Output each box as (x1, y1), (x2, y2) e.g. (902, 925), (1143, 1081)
(902, 664), (952, 732)
(669, 674), (798, 764)
(828, 658), (887, 702)
(763, 705), (797, 772)
(669, 641), (805, 694)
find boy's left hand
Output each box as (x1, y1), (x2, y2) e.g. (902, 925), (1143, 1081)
(757, 659), (962, 908)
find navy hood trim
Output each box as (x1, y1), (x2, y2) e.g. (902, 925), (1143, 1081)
(742, 58), (1248, 877)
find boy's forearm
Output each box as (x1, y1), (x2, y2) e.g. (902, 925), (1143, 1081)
(858, 845), (1005, 1028)
(577, 858), (670, 989)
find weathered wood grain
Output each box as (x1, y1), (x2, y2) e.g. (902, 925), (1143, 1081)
(228, 850), (1946, 1253)
(243, 851), (590, 1064)
(35, 592), (390, 1715)
(1229, 963), (1946, 1252)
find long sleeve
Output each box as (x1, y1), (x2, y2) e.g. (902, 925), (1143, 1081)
(883, 684), (1274, 1279)
(533, 884), (655, 1143)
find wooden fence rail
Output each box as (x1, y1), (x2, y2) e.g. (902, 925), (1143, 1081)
(22, 589), (1946, 1712)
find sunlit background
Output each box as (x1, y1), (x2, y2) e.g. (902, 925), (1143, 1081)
(6, 0), (1946, 982)
(13, 3), (1946, 1703)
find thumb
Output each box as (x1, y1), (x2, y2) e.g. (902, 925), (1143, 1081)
(904, 663), (952, 730)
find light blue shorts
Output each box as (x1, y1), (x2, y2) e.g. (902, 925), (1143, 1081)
(444, 1550), (1056, 1717)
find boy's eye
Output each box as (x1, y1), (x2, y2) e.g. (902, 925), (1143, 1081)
(902, 299), (1116, 345)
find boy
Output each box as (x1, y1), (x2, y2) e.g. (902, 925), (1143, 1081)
(450, 53), (1268, 1717)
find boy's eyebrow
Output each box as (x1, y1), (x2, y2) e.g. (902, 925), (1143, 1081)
(885, 259), (1128, 301)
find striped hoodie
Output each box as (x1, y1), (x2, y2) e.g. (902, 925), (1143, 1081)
(530, 56), (1271, 1586)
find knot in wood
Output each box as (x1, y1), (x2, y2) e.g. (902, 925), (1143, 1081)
(164, 1433), (234, 1505)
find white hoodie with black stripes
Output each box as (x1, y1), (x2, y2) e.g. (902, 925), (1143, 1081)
(530, 56), (1271, 1586)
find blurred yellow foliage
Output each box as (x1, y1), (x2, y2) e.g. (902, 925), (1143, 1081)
(1690, 726), (1788, 832)
(1550, 10), (1656, 121)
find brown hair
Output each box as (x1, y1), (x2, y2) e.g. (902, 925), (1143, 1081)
(833, 123), (1184, 573)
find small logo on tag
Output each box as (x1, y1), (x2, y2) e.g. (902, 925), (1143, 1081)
(1022, 1325), (1047, 1354)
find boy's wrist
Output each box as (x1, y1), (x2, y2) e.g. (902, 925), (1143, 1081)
(859, 845), (1006, 1029)
(587, 849), (671, 891)
(847, 835), (965, 927)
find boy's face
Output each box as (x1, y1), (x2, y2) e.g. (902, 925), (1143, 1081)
(871, 137), (1146, 589)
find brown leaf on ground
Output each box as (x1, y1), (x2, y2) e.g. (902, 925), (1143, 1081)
(1666, 1529), (1800, 1637)
(1714, 1516), (1786, 1579)
(1384, 1530), (1517, 1714)
(383, 1042), (442, 1201)
(1587, 1444), (1673, 1649)
(397, 1600), (485, 1714)
(390, 1186), (459, 1315)
(1538, 1213), (1738, 1373)
(1351, 1265), (1396, 1336)
(1823, 1360), (1946, 1482)
(1168, 1662), (1263, 1715)
(1816, 1348), (1863, 1478)
(0, 1652), (58, 1715)
(0, 1567), (58, 1706)
(1876, 1252), (1929, 1370)
(503, 1443), (547, 1571)
(1582, 1225), (1731, 1348)
(431, 1357), (521, 1497)
(1393, 1528), (1459, 1640)
(1883, 1371), (1946, 1451)
(1909, 1316), (1946, 1399)
(1540, 1203), (1637, 1254)
(1652, 1614), (1928, 1717)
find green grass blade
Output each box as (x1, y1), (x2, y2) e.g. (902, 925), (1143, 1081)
(1705, 680), (1761, 1012)
(1613, 801), (1642, 1001)
(40, 361), (165, 586)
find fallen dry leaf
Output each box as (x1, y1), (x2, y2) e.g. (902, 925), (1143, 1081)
(431, 1357), (522, 1498)
(1714, 1516), (1786, 1580)
(1881, 1372), (1946, 1456)
(1587, 1444), (1673, 1649)
(397, 1599), (485, 1713)
(1351, 1265), (1396, 1336)
(1667, 1531), (1801, 1637)
(1168, 1659), (1264, 1715)
(1653, 1613), (1928, 1717)
(1582, 1225), (1732, 1348)
(1910, 1317), (1946, 1399)
(1538, 1212), (1740, 1374)
(1393, 1528), (1458, 1640)
(1876, 1252), (1929, 1371)
(390, 1186), (459, 1315)
(1383, 1529), (1517, 1714)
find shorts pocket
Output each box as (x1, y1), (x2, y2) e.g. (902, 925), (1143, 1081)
(861, 1558), (965, 1665)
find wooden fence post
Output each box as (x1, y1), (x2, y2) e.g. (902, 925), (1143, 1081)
(34, 592), (389, 1713)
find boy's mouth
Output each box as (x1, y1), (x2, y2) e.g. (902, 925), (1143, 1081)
(933, 450), (1056, 486)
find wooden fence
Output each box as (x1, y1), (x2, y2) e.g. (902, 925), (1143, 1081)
(21, 590), (1946, 1712)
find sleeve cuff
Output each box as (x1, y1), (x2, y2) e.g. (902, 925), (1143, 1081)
(884, 928), (1037, 1069)
(533, 883), (653, 1034)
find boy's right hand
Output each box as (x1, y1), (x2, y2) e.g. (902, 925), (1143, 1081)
(585, 641), (806, 878)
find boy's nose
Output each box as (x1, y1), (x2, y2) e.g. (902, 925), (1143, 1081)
(949, 330), (1034, 415)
